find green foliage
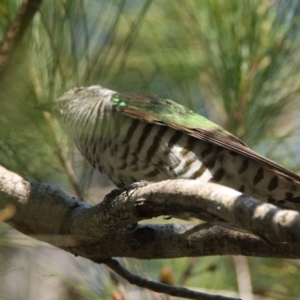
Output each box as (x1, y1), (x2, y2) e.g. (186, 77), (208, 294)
(1, 0), (300, 299)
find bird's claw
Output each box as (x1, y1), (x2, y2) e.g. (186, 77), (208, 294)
(127, 180), (150, 191)
(125, 180), (151, 198)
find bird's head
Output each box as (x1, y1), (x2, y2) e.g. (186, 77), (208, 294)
(35, 85), (116, 116)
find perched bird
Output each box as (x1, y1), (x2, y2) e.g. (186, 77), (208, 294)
(48, 85), (300, 211)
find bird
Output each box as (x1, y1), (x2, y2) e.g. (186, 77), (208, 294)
(46, 85), (300, 211)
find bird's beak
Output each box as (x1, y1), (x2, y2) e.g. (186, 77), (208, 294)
(32, 102), (55, 113)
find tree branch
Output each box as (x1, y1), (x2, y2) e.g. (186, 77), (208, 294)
(1, 165), (300, 260)
(127, 180), (300, 243)
(2, 164), (300, 299)
(102, 258), (239, 300)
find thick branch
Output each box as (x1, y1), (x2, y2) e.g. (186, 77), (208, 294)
(1, 165), (300, 261)
(125, 180), (300, 243)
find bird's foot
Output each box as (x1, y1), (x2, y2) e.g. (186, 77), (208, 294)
(124, 181), (150, 230)
(125, 180), (151, 198)
(127, 180), (150, 191)
(102, 188), (123, 205)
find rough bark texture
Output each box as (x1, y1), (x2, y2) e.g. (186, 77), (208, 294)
(1, 165), (300, 261)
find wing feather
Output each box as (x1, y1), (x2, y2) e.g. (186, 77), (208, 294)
(112, 92), (300, 183)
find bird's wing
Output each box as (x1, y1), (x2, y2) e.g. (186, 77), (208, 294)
(112, 91), (300, 182)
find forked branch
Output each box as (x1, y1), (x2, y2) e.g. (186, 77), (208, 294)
(1, 165), (300, 298)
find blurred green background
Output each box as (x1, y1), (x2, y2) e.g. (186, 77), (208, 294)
(1, 0), (300, 299)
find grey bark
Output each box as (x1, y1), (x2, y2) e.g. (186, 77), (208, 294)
(0, 165), (300, 261)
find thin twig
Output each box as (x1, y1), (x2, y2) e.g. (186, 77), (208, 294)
(107, 267), (128, 300)
(0, 0), (43, 77)
(232, 256), (254, 300)
(43, 113), (84, 200)
(102, 258), (240, 300)
(179, 257), (199, 286)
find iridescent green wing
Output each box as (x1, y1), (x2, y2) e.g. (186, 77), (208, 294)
(112, 91), (300, 182)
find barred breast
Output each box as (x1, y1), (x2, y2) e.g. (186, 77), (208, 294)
(74, 106), (300, 211)
(54, 86), (300, 211)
